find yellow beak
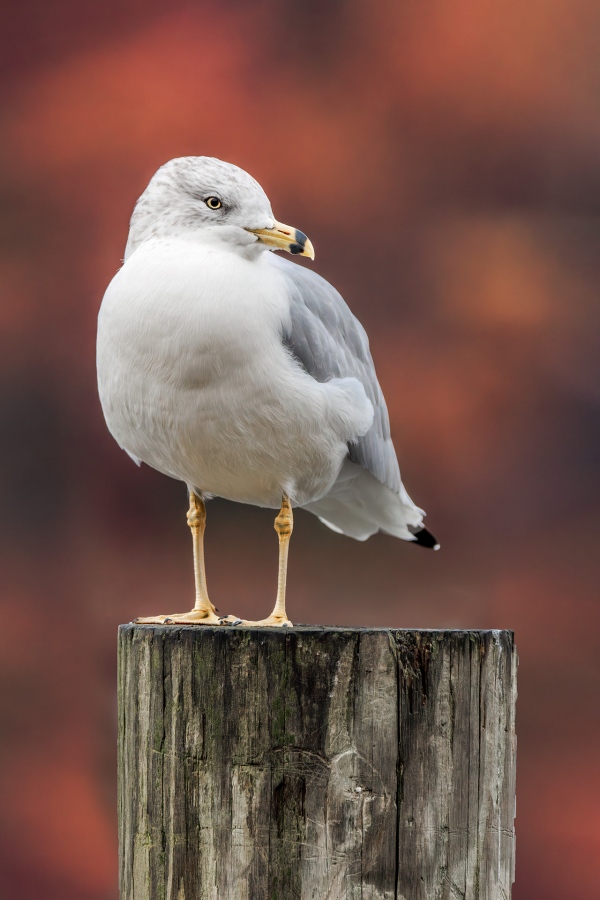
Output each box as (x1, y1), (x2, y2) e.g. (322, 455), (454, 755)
(247, 220), (315, 260)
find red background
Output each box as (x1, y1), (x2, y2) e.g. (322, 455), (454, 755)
(1, 2), (599, 897)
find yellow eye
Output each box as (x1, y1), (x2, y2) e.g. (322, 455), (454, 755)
(205, 196), (222, 210)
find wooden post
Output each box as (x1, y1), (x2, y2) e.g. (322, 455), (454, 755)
(118, 625), (516, 900)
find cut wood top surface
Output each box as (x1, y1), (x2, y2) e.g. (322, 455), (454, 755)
(120, 623), (514, 635)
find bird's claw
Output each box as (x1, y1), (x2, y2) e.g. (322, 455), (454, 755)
(237, 614), (293, 627)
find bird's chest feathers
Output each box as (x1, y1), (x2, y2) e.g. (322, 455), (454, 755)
(107, 241), (288, 386)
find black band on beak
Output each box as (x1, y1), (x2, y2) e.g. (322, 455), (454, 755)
(289, 229), (308, 255)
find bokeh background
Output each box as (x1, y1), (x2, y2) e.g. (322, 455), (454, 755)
(1, 1), (599, 897)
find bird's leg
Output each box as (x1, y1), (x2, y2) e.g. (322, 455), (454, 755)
(135, 491), (239, 626)
(188, 492), (213, 613)
(243, 494), (294, 627)
(271, 495), (294, 625)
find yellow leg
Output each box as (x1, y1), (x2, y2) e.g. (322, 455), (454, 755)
(135, 491), (240, 626)
(243, 495), (293, 627)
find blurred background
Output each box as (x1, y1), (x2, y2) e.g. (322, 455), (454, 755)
(1, 0), (599, 897)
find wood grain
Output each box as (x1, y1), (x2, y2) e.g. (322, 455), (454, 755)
(118, 626), (516, 899)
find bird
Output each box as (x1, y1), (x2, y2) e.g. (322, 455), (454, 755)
(97, 156), (438, 627)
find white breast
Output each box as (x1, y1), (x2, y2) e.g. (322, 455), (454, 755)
(97, 238), (373, 507)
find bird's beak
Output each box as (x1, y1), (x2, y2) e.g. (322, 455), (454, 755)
(247, 221), (315, 260)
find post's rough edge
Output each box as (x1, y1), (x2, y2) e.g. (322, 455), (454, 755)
(118, 623), (515, 640)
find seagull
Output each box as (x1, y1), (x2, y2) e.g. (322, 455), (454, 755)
(97, 157), (438, 627)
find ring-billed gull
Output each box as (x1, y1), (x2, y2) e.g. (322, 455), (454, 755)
(97, 157), (438, 627)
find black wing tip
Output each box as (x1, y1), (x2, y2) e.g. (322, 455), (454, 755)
(409, 526), (440, 550)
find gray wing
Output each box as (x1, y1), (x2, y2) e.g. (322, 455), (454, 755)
(269, 253), (402, 494)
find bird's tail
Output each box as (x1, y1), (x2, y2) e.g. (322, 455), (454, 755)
(302, 459), (439, 547)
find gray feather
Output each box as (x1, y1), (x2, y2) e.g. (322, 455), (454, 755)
(269, 253), (402, 494)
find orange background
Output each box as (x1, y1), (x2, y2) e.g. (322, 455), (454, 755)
(1, 2), (599, 897)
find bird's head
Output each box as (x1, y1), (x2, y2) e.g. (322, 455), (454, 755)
(124, 156), (315, 262)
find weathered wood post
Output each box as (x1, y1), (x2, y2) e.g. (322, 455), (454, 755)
(118, 625), (516, 899)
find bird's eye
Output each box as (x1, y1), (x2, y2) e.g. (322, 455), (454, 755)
(205, 196), (222, 210)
